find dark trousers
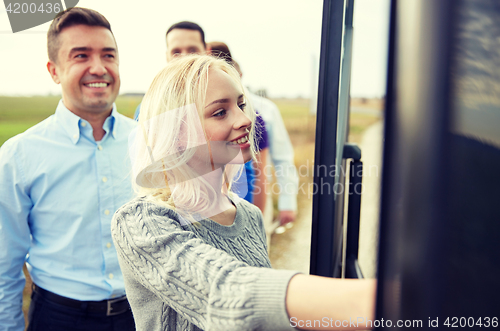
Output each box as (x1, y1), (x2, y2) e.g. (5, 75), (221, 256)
(27, 287), (136, 331)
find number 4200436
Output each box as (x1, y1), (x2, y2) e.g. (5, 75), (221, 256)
(444, 317), (498, 328)
(5, 2), (62, 14)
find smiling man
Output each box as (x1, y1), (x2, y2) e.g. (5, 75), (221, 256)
(0, 7), (136, 331)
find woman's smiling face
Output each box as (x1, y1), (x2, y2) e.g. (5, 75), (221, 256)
(201, 68), (252, 167)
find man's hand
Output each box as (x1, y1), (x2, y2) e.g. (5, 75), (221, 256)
(279, 210), (296, 226)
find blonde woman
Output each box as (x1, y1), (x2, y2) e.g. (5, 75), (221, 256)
(111, 55), (375, 331)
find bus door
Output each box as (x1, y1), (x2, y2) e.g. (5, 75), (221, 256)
(310, 0), (363, 279)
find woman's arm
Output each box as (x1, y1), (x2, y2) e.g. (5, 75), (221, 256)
(252, 147), (269, 214)
(286, 275), (377, 330)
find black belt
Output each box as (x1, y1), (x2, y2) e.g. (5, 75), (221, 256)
(33, 284), (130, 316)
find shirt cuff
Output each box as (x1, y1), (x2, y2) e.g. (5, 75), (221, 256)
(251, 269), (301, 330)
(278, 194), (298, 212)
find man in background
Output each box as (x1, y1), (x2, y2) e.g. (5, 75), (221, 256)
(133, 21), (206, 120)
(165, 21), (206, 61)
(0, 8), (136, 331)
(248, 78), (299, 225)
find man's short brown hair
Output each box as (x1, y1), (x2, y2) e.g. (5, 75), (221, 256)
(47, 7), (113, 63)
(207, 41), (233, 64)
(166, 21), (206, 48)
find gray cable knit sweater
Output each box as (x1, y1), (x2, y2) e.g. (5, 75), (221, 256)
(111, 196), (299, 331)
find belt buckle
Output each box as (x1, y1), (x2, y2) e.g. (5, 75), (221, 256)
(106, 297), (125, 316)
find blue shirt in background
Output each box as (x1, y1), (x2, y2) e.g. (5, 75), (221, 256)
(0, 100), (137, 330)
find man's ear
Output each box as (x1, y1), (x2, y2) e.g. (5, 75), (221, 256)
(47, 60), (60, 84)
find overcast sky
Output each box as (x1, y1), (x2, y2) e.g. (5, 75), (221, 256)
(0, 0), (389, 98)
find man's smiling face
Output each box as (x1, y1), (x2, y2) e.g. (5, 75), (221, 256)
(48, 24), (120, 117)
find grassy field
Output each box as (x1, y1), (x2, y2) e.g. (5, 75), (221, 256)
(0, 95), (143, 146)
(0, 95), (381, 325)
(0, 95), (381, 146)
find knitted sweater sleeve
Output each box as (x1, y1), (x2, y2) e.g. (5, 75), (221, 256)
(111, 201), (298, 331)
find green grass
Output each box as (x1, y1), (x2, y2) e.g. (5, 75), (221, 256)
(349, 113), (381, 143)
(113, 96), (143, 119)
(0, 121), (40, 146)
(0, 96), (60, 122)
(273, 98), (311, 118)
(0, 95), (143, 146)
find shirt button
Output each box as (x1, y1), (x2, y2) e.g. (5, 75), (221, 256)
(102, 177), (108, 182)
(104, 210), (110, 215)
(81, 122), (87, 127)
(98, 145), (103, 151)
(106, 242), (112, 248)
(109, 273), (114, 279)
(73, 134), (77, 139)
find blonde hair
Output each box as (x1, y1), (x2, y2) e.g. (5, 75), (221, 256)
(131, 55), (256, 221)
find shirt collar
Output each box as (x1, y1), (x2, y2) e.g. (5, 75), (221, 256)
(105, 107), (118, 140)
(55, 100), (118, 144)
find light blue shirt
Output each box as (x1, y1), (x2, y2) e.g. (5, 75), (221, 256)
(0, 100), (137, 331)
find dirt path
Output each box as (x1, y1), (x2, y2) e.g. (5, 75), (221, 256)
(270, 121), (383, 278)
(358, 121), (384, 278)
(269, 201), (312, 274)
